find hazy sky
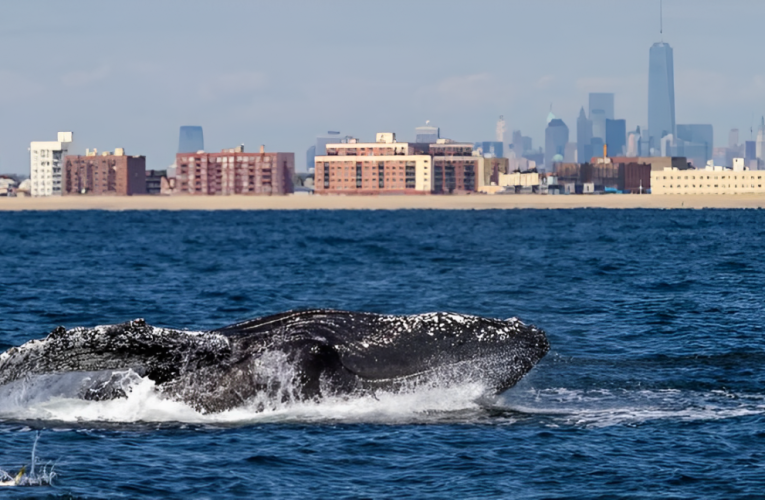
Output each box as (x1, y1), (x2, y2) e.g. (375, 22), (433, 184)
(1, 0), (764, 173)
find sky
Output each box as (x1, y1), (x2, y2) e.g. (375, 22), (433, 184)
(1, 0), (764, 174)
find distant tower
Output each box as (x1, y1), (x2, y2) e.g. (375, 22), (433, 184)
(178, 126), (204, 153)
(606, 119), (627, 156)
(648, 5), (675, 155)
(545, 116), (569, 171)
(757, 117), (765, 165)
(415, 121), (440, 143)
(496, 115), (506, 142)
(729, 128), (739, 149)
(306, 145), (316, 172)
(577, 107), (593, 164)
(589, 93), (614, 141)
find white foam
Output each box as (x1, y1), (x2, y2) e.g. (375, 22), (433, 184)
(0, 371), (489, 425)
(498, 386), (765, 427)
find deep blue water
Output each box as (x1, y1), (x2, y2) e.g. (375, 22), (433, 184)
(1, 209), (764, 498)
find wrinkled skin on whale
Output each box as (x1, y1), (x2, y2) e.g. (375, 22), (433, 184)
(0, 310), (550, 414)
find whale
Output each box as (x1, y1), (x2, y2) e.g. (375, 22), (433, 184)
(0, 309), (550, 414)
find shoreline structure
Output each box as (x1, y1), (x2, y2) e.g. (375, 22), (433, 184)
(3, 194), (765, 211)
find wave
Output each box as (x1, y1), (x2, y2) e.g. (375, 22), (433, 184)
(497, 385), (765, 428)
(1, 368), (763, 428)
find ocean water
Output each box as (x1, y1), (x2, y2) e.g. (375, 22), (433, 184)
(0, 209), (764, 498)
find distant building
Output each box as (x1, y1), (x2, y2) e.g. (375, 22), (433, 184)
(564, 142), (577, 163)
(545, 117), (569, 171)
(648, 42), (676, 151)
(576, 107), (593, 165)
(415, 122), (440, 143)
(589, 93), (614, 141)
(314, 133), (478, 194)
(30, 131), (73, 197)
(675, 124), (713, 167)
(639, 126), (652, 156)
(474, 141), (503, 158)
(652, 159), (764, 194)
(314, 133), (434, 195)
(430, 140), (476, 193)
(476, 156), (510, 193)
(146, 170), (166, 195)
(729, 128), (739, 149)
(606, 119), (627, 156)
(178, 126), (204, 153)
(555, 158), (651, 194)
(511, 130), (534, 159)
(64, 148), (146, 196)
(172, 145), (294, 195)
(590, 137), (605, 160)
(0, 176), (18, 196)
(626, 128), (640, 157)
(306, 131), (344, 172)
(305, 145), (316, 173)
(745, 141), (757, 161)
(757, 117), (765, 166)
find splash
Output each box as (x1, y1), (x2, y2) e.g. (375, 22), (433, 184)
(0, 363), (492, 425)
(0, 432), (56, 487)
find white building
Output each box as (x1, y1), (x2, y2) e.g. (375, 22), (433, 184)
(651, 158), (765, 195)
(30, 132), (73, 196)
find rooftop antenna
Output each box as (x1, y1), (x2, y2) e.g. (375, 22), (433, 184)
(660, 0), (663, 42)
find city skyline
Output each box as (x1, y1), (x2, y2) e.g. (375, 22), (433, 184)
(1, 0), (764, 174)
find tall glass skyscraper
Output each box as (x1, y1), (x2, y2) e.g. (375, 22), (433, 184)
(178, 126), (204, 153)
(605, 119), (627, 156)
(589, 93), (614, 141)
(648, 42), (675, 152)
(577, 107), (593, 164)
(544, 118), (569, 171)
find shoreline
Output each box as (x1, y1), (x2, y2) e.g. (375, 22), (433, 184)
(3, 194), (765, 211)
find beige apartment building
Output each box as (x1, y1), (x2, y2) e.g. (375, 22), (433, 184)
(651, 159), (765, 195)
(314, 133), (433, 194)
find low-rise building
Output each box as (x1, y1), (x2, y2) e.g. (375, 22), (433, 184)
(172, 145), (294, 195)
(30, 132), (73, 197)
(64, 148), (146, 195)
(0, 176), (18, 196)
(651, 158), (765, 195)
(556, 158), (651, 193)
(146, 170), (166, 195)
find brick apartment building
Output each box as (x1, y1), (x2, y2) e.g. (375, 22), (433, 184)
(171, 146), (294, 195)
(314, 133), (477, 194)
(64, 148), (146, 195)
(429, 142), (476, 193)
(555, 158), (652, 193)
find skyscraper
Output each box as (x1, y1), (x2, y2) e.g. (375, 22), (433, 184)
(178, 126), (204, 153)
(305, 145), (316, 172)
(605, 119), (627, 156)
(415, 122), (439, 143)
(676, 124), (713, 166)
(576, 107), (592, 164)
(756, 117), (765, 166)
(648, 42), (675, 152)
(475, 142), (504, 158)
(589, 93), (614, 141)
(545, 117), (569, 171)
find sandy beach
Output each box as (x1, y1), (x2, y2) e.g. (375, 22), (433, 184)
(2, 194), (765, 211)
